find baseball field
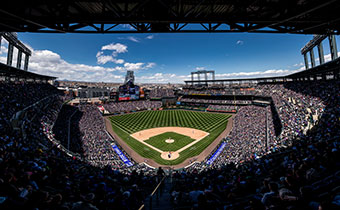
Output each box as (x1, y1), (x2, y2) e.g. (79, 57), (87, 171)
(109, 110), (230, 165)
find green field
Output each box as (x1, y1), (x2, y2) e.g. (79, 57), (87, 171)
(109, 110), (230, 165)
(145, 132), (195, 151)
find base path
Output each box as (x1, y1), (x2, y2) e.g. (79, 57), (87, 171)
(130, 127), (209, 160)
(105, 113), (235, 169)
(131, 127), (208, 141)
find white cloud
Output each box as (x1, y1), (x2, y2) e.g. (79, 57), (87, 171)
(96, 51), (125, 65)
(293, 62), (304, 67)
(215, 69), (301, 79)
(0, 42), (157, 82)
(4, 39), (339, 84)
(114, 58), (125, 64)
(96, 42), (155, 70)
(0, 47), (125, 82)
(195, 67), (205, 70)
(127, 36), (140, 43)
(145, 62), (156, 68)
(118, 36), (141, 43)
(0, 46), (8, 55)
(96, 42), (129, 64)
(145, 35), (154, 39)
(120, 62), (156, 71)
(135, 68), (304, 84)
(136, 73), (190, 83)
(322, 51), (340, 63)
(0, 44), (307, 83)
(101, 43), (128, 56)
(124, 62), (144, 71)
(236, 40), (244, 45)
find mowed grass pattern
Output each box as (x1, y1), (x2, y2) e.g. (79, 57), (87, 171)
(145, 132), (195, 151)
(110, 110), (229, 133)
(109, 110), (230, 165)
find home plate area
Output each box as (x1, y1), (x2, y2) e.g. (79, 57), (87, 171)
(130, 127), (209, 160)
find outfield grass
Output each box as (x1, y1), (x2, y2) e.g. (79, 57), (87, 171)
(109, 110), (230, 165)
(145, 132), (195, 151)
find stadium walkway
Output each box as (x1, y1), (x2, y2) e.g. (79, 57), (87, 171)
(144, 177), (173, 210)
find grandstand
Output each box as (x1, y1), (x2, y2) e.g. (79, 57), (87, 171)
(1, 1), (340, 210)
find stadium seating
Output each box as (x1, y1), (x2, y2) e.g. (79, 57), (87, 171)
(0, 80), (339, 209)
(102, 101), (162, 114)
(0, 82), (157, 209)
(149, 88), (175, 98)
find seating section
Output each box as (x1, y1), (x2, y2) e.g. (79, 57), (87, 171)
(149, 88), (175, 98)
(102, 101), (162, 113)
(0, 80), (339, 209)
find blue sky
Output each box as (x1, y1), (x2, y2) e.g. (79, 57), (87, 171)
(1, 32), (338, 83)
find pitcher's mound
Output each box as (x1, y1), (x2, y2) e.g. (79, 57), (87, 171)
(161, 151), (179, 160)
(165, 138), (175, 143)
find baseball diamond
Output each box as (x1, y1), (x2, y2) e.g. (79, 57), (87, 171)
(108, 110), (231, 165)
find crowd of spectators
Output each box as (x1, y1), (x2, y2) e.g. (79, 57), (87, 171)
(180, 98), (252, 105)
(50, 103), (156, 176)
(171, 134), (339, 209)
(52, 105), (79, 152)
(102, 101), (162, 113)
(207, 105), (237, 112)
(73, 105), (130, 169)
(171, 80), (340, 209)
(215, 105), (274, 164)
(1, 79), (339, 209)
(0, 82), (61, 135)
(149, 88), (175, 98)
(255, 83), (326, 146)
(0, 81), (158, 209)
(180, 88), (255, 96)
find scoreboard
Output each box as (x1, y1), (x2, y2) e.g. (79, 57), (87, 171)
(118, 80), (140, 101)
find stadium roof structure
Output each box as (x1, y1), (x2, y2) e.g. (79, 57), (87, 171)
(185, 56), (340, 85)
(0, 62), (56, 81)
(1, 0), (340, 34)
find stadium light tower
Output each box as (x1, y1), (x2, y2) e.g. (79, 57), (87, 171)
(191, 70), (215, 86)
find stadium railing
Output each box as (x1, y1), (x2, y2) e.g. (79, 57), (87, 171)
(139, 176), (166, 210)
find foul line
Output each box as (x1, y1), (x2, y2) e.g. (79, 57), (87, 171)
(177, 132), (209, 153)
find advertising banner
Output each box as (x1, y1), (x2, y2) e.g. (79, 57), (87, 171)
(111, 144), (133, 167)
(206, 142), (226, 165)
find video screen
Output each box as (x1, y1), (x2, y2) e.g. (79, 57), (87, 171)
(118, 82), (140, 101)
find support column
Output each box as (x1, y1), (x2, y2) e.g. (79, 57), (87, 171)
(317, 42), (325, 64)
(197, 73), (200, 85)
(334, 70), (339, 80)
(191, 72), (194, 81)
(24, 53), (29, 71)
(7, 42), (14, 66)
(303, 53), (309, 70)
(329, 35), (338, 60)
(16, 50), (22, 69)
(204, 72), (208, 86)
(310, 50), (315, 68)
